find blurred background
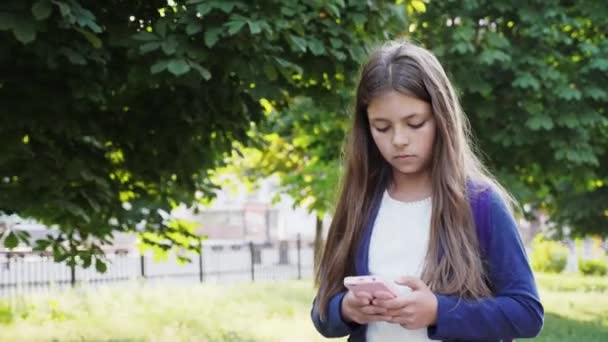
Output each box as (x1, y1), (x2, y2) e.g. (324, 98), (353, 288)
(0, 0), (607, 341)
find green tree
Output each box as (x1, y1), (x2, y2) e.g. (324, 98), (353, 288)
(0, 0), (407, 268)
(228, 0), (608, 244)
(407, 0), (608, 236)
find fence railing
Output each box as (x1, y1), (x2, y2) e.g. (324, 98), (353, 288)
(0, 235), (313, 297)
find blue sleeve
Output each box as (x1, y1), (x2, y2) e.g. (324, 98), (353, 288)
(311, 291), (361, 338)
(427, 188), (544, 341)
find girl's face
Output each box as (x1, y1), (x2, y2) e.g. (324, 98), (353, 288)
(367, 90), (436, 177)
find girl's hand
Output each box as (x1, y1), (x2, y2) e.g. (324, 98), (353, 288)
(372, 276), (438, 329)
(341, 290), (393, 325)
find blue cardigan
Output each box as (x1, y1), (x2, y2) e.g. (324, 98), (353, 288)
(311, 185), (544, 341)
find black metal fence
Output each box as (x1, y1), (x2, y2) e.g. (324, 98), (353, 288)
(0, 236), (314, 297)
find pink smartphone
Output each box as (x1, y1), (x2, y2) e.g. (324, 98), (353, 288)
(343, 275), (398, 298)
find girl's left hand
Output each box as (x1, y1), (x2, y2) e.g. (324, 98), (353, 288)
(371, 276), (438, 330)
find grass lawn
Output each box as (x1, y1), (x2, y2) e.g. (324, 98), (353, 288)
(0, 273), (606, 341)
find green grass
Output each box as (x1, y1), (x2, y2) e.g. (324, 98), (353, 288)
(0, 273), (606, 341)
(536, 272), (608, 292)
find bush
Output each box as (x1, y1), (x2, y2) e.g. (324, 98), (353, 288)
(0, 303), (13, 325)
(530, 235), (570, 273)
(579, 258), (608, 276)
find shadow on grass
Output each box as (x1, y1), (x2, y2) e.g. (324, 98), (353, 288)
(531, 313), (608, 341)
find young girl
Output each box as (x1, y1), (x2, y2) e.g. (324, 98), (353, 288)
(311, 40), (544, 341)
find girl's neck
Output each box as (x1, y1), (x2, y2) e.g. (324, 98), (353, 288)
(388, 169), (432, 202)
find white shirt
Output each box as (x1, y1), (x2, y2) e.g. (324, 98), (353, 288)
(366, 190), (433, 342)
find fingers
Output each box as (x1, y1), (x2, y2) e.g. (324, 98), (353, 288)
(354, 309), (392, 324)
(346, 290), (371, 306)
(372, 296), (414, 310)
(354, 291), (373, 301)
(386, 307), (413, 317)
(395, 276), (426, 291)
(345, 291), (394, 324)
(372, 290), (395, 300)
(360, 305), (388, 316)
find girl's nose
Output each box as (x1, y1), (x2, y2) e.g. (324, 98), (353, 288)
(392, 128), (410, 146)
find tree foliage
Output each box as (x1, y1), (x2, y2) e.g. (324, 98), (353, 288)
(230, 0), (608, 238)
(0, 0), (406, 267)
(408, 0), (608, 236)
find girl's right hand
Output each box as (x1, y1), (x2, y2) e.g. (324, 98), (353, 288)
(341, 290), (392, 324)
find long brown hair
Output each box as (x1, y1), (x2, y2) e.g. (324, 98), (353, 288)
(315, 40), (515, 320)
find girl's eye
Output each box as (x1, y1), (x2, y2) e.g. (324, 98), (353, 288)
(375, 126), (390, 133)
(409, 121), (426, 129)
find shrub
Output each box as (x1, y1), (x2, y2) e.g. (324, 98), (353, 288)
(579, 258), (608, 276)
(530, 235), (570, 273)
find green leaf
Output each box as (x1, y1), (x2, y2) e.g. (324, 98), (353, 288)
(411, 0), (426, 13)
(189, 62), (212, 80)
(589, 58), (608, 72)
(15, 231), (31, 244)
(347, 46), (365, 61)
(82, 253), (92, 268)
(4, 232), (19, 249)
(308, 38), (325, 56)
(453, 23), (475, 41)
(248, 21), (261, 34)
(95, 258), (108, 273)
(151, 60), (170, 74)
(350, 14), (365, 25)
(32, 0), (53, 20)
(85, 20), (102, 34)
(479, 49), (511, 65)
(75, 28), (102, 48)
(52, 1), (71, 17)
(486, 32), (510, 49)
(289, 35), (308, 53)
(196, 3), (213, 17)
(584, 86), (608, 101)
(13, 19), (36, 44)
(263, 63), (278, 81)
(204, 28), (222, 48)
(60, 47), (86, 65)
(217, 2), (238, 13)
(512, 73), (540, 91)
(329, 38), (343, 48)
(161, 36), (178, 55)
(281, 6), (296, 17)
(55, 253), (69, 263)
(64, 201), (91, 222)
(186, 22), (203, 35)
(225, 19), (246, 35)
(526, 115), (554, 130)
(556, 85), (582, 101)
(556, 113), (579, 128)
(168, 59), (191, 76)
(140, 41), (160, 54)
(33, 239), (52, 251)
(155, 18), (168, 38)
(325, 4), (341, 18)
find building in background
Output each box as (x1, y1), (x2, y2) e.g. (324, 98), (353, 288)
(172, 175), (325, 245)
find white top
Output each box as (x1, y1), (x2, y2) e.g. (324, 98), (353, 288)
(366, 190), (433, 342)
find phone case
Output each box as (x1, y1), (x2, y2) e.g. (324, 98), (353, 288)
(343, 275), (398, 298)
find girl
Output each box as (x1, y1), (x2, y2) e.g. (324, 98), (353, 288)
(311, 40), (544, 341)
